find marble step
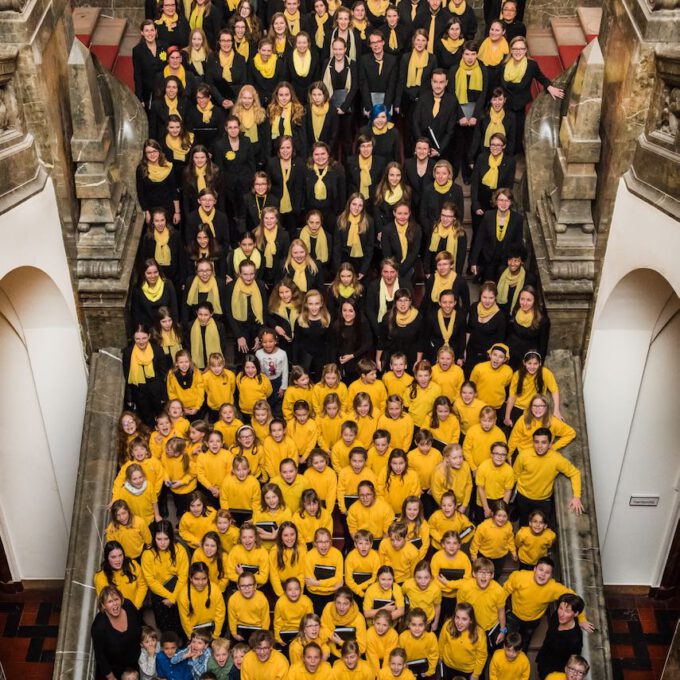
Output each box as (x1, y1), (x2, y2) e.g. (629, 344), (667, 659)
(72, 6), (101, 48)
(112, 27), (139, 92)
(576, 6), (602, 43)
(549, 16), (587, 69)
(90, 16), (128, 71)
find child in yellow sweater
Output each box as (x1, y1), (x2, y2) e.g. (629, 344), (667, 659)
(431, 443), (472, 513)
(367, 611), (400, 674)
(347, 359), (388, 413)
(166, 350), (205, 416)
(302, 451), (338, 513)
(407, 430), (442, 515)
(515, 509), (556, 570)
(202, 352), (236, 420)
(213, 403), (244, 448)
(288, 400), (320, 465)
(344, 529), (381, 600)
(283, 365), (316, 421)
(236, 354), (273, 417)
(470, 501), (517, 581)
(317, 394), (345, 452)
(381, 352), (413, 398)
(227, 571), (271, 640)
(376, 395), (415, 452)
(489, 633), (531, 680)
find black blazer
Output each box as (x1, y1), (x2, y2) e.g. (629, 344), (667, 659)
(140, 229), (182, 285)
(153, 68), (198, 101)
(447, 61), (489, 120)
(211, 135), (257, 205)
(425, 230), (468, 276)
(184, 103), (226, 149)
(243, 193), (281, 233)
(412, 90), (458, 155)
(378, 312), (425, 368)
(148, 95), (190, 140)
(184, 207), (232, 248)
(403, 157), (434, 213)
(359, 52), (399, 113)
(132, 41), (167, 105)
(130, 278), (180, 328)
(303, 165), (347, 217)
(423, 271), (470, 313)
(395, 50), (437, 109)
(154, 16), (190, 48)
(332, 218), (375, 277)
(303, 103), (339, 150)
(224, 278), (269, 342)
(91, 600), (142, 680)
(302, 12), (333, 57)
(135, 164), (178, 213)
(284, 50), (321, 102)
(470, 151), (517, 214)
(205, 51), (249, 106)
(435, 40), (463, 71)
(470, 109), (518, 158)
(381, 221), (422, 279)
(283, 264), (323, 292)
(186, 318), (229, 368)
(268, 115), (308, 159)
(257, 228), (291, 286)
(425, 309), (466, 361)
(506, 312), (550, 368)
(469, 209), (524, 270)
(321, 58), (359, 114)
(250, 57), (286, 106)
(379, 23), (409, 57)
(412, 9), (452, 44)
(345, 154), (387, 198)
(364, 278), (412, 340)
(419, 181), (465, 238)
(446, 4), (477, 39)
(181, 275), (230, 325)
(398, 1), (428, 37)
(466, 303), (507, 362)
(499, 59), (552, 112)
(358, 124), (401, 164)
(267, 157), (307, 214)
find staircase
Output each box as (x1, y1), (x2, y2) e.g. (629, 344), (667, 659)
(72, 7), (138, 91)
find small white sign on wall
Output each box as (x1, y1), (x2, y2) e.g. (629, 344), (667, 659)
(629, 496), (660, 507)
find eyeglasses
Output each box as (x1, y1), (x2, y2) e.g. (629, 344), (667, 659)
(511, 46), (527, 52)
(566, 668), (586, 677)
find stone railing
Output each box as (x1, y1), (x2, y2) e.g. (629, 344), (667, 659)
(52, 349), (124, 680)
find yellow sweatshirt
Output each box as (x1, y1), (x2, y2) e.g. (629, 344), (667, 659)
(203, 368), (236, 410)
(227, 589), (271, 638)
(251, 420), (271, 447)
(167, 369), (205, 410)
(105, 516), (151, 559)
(331, 439), (359, 472)
(304, 546), (344, 594)
(376, 413), (415, 451)
(431, 549), (472, 598)
(252, 506), (293, 549)
(382, 371), (413, 398)
(293, 508), (334, 548)
(288, 419), (320, 461)
(111, 482), (158, 525)
(489, 648), (531, 680)
(263, 435), (299, 481)
(338, 465), (377, 514)
(196, 449), (233, 490)
(317, 413), (345, 452)
(149, 429), (175, 460)
(407, 448), (443, 491)
(470, 518), (516, 560)
(463, 423), (507, 471)
(429, 416), (461, 447)
(378, 538), (419, 584)
(367, 626), (399, 672)
(470, 362), (513, 409)
(170, 416), (191, 439)
(303, 465), (338, 511)
(232, 444), (266, 479)
(456, 577), (508, 631)
(403, 383), (442, 427)
(94, 562), (148, 609)
(509, 367), (559, 411)
(405, 520), (430, 559)
(430, 462), (472, 507)
(367, 446), (394, 478)
(140, 545), (190, 602)
(397, 630), (439, 676)
(347, 498), (395, 538)
(312, 382), (349, 416)
(504, 570), (582, 622)
(508, 415), (576, 454)
(514, 526), (557, 566)
(347, 379), (388, 414)
(269, 544), (308, 596)
(219, 473), (261, 511)
(379, 668), (416, 680)
(288, 639), (332, 666)
(241, 648), (289, 680)
(431, 364), (465, 402)
(179, 507), (218, 548)
(226, 544), (270, 585)
(161, 453), (197, 495)
(402, 577), (442, 624)
(274, 593), (314, 642)
(428, 509), (475, 548)
(453, 396), (486, 434)
(283, 385), (316, 421)
(475, 459), (515, 504)
(320, 600), (367, 655)
(344, 548), (381, 596)
(364, 581), (405, 615)
(354, 414), (379, 448)
(513, 448), (581, 500)
(438, 624), (488, 675)
(177, 580), (226, 637)
(192, 546), (229, 591)
(271, 474), (310, 513)
(287, 662), (333, 680)
(236, 373), (273, 415)
(376, 469), (422, 514)
(114, 457), (165, 497)
(331, 658), (374, 680)
(214, 417), (244, 447)
(216, 524), (240, 553)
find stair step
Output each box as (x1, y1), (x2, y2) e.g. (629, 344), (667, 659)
(526, 28), (563, 98)
(91, 16), (128, 71)
(576, 6), (602, 43)
(550, 16), (587, 69)
(112, 28), (139, 91)
(73, 7), (101, 48)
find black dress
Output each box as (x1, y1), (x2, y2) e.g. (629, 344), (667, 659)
(91, 600), (143, 680)
(136, 165), (178, 217)
(469, 209), (524, 282)
(292, 318), (332, 381)
(381, 221), (422, 283)
(332, 218), (375, 278)
(505, 312), (550, 369)
(212, 135), (257, 226)
(122, 343), (168, 425)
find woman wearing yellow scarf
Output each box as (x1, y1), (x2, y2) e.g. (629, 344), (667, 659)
(426, 202), (467, 276)
(500, 36), (564, 153)
(299, 210), (330, 268)
(184, 28), (210, 78)
(381, 201), (422, 284)
(231, 84), (267, 159)
(419, 160), (464, 239)
(496, 247), (534, 315)
(383, 6), (405, 56)
(333, 193), (375, 279)
(426, 288), (466, 362)
(283, 239), (322, 294)
(358, 104), (401, 163)
(305, 142), (344, 233)
(250, 38), (283, 106)
(254, 207), (291, 286)
(505, 286), (550, 369)
(347, 134), (385, 201)
(267, 135), (303, 234)
(188, 301), (227, 370)
(376, 289), (424, 372)
(472, 87), (517, 157)
(184, 259), (227, 325)
(186, 85), (225, 149)
(149, 77), (189, 142)
(305, 83), (338, 149)
(477, 21), (509, 78)
(204, 30), (248, 111)
(123, 325), (166, 425)
(133, 20), (165, 110)
(269, 12), (293, 57)
(141, 208), (181, 286)
(268, 278), (302, 352)
(435, 17), (465, 70)
(373, 162), (412, 236)
(424, 250), (470, 315)
(464, 282), (506, 374)
(395, 29), (435, 121)
(131, 259), (180, 328)
(244, 171), (280, 233)
(285, 33), (320, 103)
(154, 0), (189, 48)
(267, 82), (306, 156)
(136, 140), (180, 226)
(328, 262), (365, 316)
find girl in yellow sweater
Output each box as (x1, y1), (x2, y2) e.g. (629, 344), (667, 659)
(283, 365), (317, 421)
(453, 381), (486, 436)
(166, 350), (205, 416)
(193, 531), (229, 592)
(508, 393), (576, 455)
(166, 399), (191, 439)
(403, 361), (443, 428)
(187, 419), (209, 461)
(470, 500), (517, 580)
(196, 429), (233, 505)
(377, 395), (415, 452)
(428, 396), (461, 446)
(112, 463), (160, 525)
(106, 500), (151, 561)
(93, 540), (147, 610)
(332, 640), (375, 680)
(219, 455), (261, 518)
(432, 530), (473, 622)
(377, 450), (422, 515)
(149, 412), (174, 460)
(113, 437), (164, 501)
(431, 443), (473, 513)
(214, 403), (244, 448)
(363, 565), (405, 621)
(312, 364), (349, 416)
(407, 430), (442, 515)
(178, 491), (218, 549)
(162, 436), (197, 515)
(397, 608), (440, 677)
(288, 614), (332, 665)
(177, 561), (226, 638)
(251, 400), (274, 447)
(270, 521), (307, 596)
(288, 401), (319, 465)
(236, 354), (274, 417)
(215, 508), (240, 553)
(226, 521), (271, 586)
(317, 394), (345, 452)
(304, 527), (345, 614)
(230, 425), (265, 480)
(438, 603), (488, 680)
(293, 488), (334, 549)
(320, 587), (368, 656)
(253, 482), (292, 549)
(379, 648), (416, 680)
(274, 576), (314, 646)
(401, 497), (430, 559)
(351, 392), (379, 448)
(303, 450), (338, 512)
(366, 610), (399, 673)
(227, 571), (271, 640)
(429, 491), (476, 549)
(116, 410), (149, 467)
(402, 561), (442, 629)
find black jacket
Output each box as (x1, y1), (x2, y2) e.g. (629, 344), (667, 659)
(345, 154), (387, 198)
(412, 90), (458, 155)
(359, 52), (398, 113)
(205, 51), (249, 106)
(267, 157), (307, 214)
(470, 150), (517, 214)
(132, 40), (167, 105)
(381, 221), (422, 279)
(469, 209), (524, 271)
(500, 59), (552, 112)
(395, 50), (437, 109)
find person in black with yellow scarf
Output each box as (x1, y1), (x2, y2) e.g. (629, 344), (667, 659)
(255, 206), (291, 287)
(435, 17), (464, 70)
(426, 288), (466, 362)
(333, 194), (375, 278)
(380, 200), (422, 286)
(205, 30), (249, 110)
(412, 68), (457, 161)
(141, 208), (182, 289)
(184, 188), (232, 249)
(447, 0), (477, 39)
(379, 6), (408, 58)
(182, 257), (229, 326)
(283, 239), (323, 293)
(470, 86), (517, 157)
(285, 32), (321, 103)
(150, 77), (189, 141)
(267, 82), (308, 158)
(424, 201), (467, 276)
(155, 46), (198, 101)
(187, 301), (228, 370)
(423, 250), (469, 316)
(186, 0), (220, 50)
(225, 259), (269, 354)
(418, 159), (464, 238)
(505, 285), (550, 369)
(346, 134), (386, 200)
(464, 281), (506, 374)
(496, 247), (536, 316)
(304, 142), (346, 234)
(376, 288), (424, 371)
(296, 209), (331, 273)
(268, 136), (306, 235)
(160, 115), (194, 188)
(251, 37), (286, 106)
(155, 0), (190, 48)
(413, 0), (452, 53)
(304, 82), (339, 151)
(181, 144), (223, 217)
(244, 172), (280, 234)
(186, 85), (226, 149)
(136, 140), (180, 226)
(131, 258), (180, 328)
(133, 20), (167, 111)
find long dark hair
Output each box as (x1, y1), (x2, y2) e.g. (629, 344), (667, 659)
(151, 519), (178, 565)
(101, 540), (137, 584)
(187, 561), (212, 616)
(275, 521), (301, 570)
(201, 531), (225, 582)
(332, 297), (365, 355)
(516, 350), (544, 397)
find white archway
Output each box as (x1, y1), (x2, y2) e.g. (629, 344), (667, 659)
(584, 269), (680, 586)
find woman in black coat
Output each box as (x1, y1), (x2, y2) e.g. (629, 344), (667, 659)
(304, 142), (347, 234)
(376, 288), (425, 372)
(185, 85), (227, 150)
(469, 86), (517, 157)
(243, 172), (281, 234)
(304, 81), (339, 151)
(205, 30), (249, 108)
(332, 194), (375, 279)
(464, 281), (507, 374)
(364, 257), (409, 342)
(292, 289), (333, 381)
(140, 209), (182, 288)
(136, 140), (180, 226)
(130, 258), (180, 329)
(380, 200), (422, 286)
(91, 587), (142, 680)
(148, 76), (189, 141)
(132, 20), (166, 111)
(426, 288), (467, 363)
(268, 136), (307, 235)
(329, 297), (374, 383)
(284, 32), (321, 102)
(505, 285), (550, 370)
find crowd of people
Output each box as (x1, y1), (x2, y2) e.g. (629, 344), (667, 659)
(89, 0), (593, 679)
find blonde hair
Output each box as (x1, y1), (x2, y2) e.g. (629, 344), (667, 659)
(285, 239), (319, 274)
(297, 290), (331, 328)
(233, 84), (267, 126)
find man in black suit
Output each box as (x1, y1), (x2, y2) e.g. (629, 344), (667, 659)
(413, 68), (458, 159)
(359, 30), (398, 116)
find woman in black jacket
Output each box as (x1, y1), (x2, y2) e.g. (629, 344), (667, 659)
(304, 81), (339, 151)
(333, 193), (375, 279)
(136, 140), (180, 226)
(243, 171), (281, 235)
(255, 206), (291, 287)
(380, 200), (422, 286)
(465, 281), (507, 374)
(268, 136), (306, 235)
(376, 287), (424, 372)
(424, 201), (467, 276)
(181, 144), (222, 217)
(205, 29), (250, 109)
(304, 142), (346, 234)
(425, 288), (467, 363)
(185, 84), (226, 149)
(330, 297), (373, 383)
(505, 285), (550, 370)
(345, 134), (386, 199)
(131, 258), (180, 329)
(140, 208), (182, 288)
(285, 31), (321, 102)
(149, 76), (189, 141)
(132, 19), (167, 111)
(292, 289), (333, 380)
(364, 257), (408, 342)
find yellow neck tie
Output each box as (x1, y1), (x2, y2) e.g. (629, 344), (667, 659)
(376, 58), (383, 75)
(432, 96), (441, 117)
(389, 28), (398, 51)
(428, 14), (436, 53)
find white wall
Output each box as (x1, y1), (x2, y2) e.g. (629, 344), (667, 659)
(0, 179), (88, 580)
(584, 179), (680, 586)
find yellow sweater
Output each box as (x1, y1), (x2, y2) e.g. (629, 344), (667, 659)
(241, 649), (289, 680)
(231, 444), (266, 479)
(431, 549), (472, 597)
(462, 423), (507, 471)
(94, 562), (147, 609)
(382, 371), (413, 398)
(287, 662), (333, 680)
(347, 379), (388, 414)
(397, 630), (439, 676)
(178, 507), (218, 548)
(376, 413), (415, 451)
(344, 548), (381, 596)
(475, 459), (515, 504)
(364, 581), (405, 615)
(429, 416), (461, 447)
(269, 544), (307, 596)
(489, 648), (531, 680)
(161, 453), (197, 494)
(170, 416), (191, 439)
(192, 546), (229, 591)
(149, 429), (174, 460)
(438, 624), (488, 675)
(114, 457), (165, 497)
(331, 439), (359, 472)
(312, 382), (349, 415)
(331, 658), (374, 680)
(288, 637), (332, 666)
(227, 589), (271, 638)
(196, 449), (233, 490)
(274, 593), (314, 642)
(456, 577), (508, 631)
(379, 668), (415, 680)
(428, 509), (475, 548)
(226, 544), (270, 585)
(338, 465), (378, 513)
(214, 417), (244, 447)
(320, 600), (367, 655)
(105, 516), (151, 559)
(430, 461), (473, 507)
(405, 520), (430, 559)
(347, 498), (395, 538)
(402, 577), (442, 624)
(140, 545), (189, 602)
(512, 448), (581, 500)
(470, 361), (513, 409)
(216, 524), (240, 553)
(514, 526), (557, 566)
(407, 448), (443, 490)
(288, 419), (320, 461)
(253, 507), (293, 550)
(111, 482), (158, 525)
(509, 367), (559, 411)
(504, 570), (581, 622)
(367, 445), (394, 477)
(431, 364), (465, 402)
(317, 413), (345, 452)
(252, 420), (271, 447)
(203, 368), (236, 410)
(378, 538), (419, 584)
(167, 369), (205, 410)
(271, 474), (310, 513)
(367, 626), (399, 672)
(236, 373), (273, 414)
(293, 508), (334, 547)
(470, 518), (516, 560)
(355, 414), (379, 448)
(283, 385), (316, 421)
(304, 546), (344, 594)
(453, 396), (486, 434)
(263, 435), (299, 481)
(177, 580), (226, 637)
(377, 469), (422, 514)
(403, 383), (442, 427)
(219, 473), (261, 511)
(303, 465), (338, 511)
(508, 415), (576, 454)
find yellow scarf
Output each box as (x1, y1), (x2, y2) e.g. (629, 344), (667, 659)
(163, 64), (186, 86)
(347, 214), (364, 257)
(371, 121), (394, 135)
(233, 247), (262, 272)
(449, 1), (466, 15)
(367, 0), (389, 16)
(441, 36), (464, 53)
(147, 162), (173, 182)
(395, 221), (409, 262)
(396, 308), (418, 327)
(189, 5), (205, 29)
(290, 260), (308, 291)
(385, 184), (403, 205)
(280, 160), (292, 213)
(388, 28), (398, 50)
(276, 302), (299, 330)
(300, 225), (329, 263)
(429, 223), (458, 264)
(235, 39), (250, 61)
(198, 100), (214, 123)
(431, 270), (456, 302)
(496, 211), (509, 241)
(189, 48), (206, 75)
(263, 227), (278, 268)
(311, 102), (329, 141)
(226, 0), (238, 9)
(160, 329), (182, 359)
(353, 18), (367, 40)
(338, 283), (355, 298)
(165, 133), (189, 161)
(314, 14), (328, 49)
(328, 0), (341, 12)
(313, 164), (328, 200)
(284, 10), (301, 35)
(504, 56), (528, 84)
(154, 228), (171, 266)
(254, 53), (277, 78)
(515, 308), (534, 328)
(156, 13), (179, 29)
(129, 343), (155, 385)
(377, 276), (399, 322)
(434, 179), (453, 194)
(455, 60), (483, 104)
(195, 164), (207, 191)
(275, 37), (288, 56)
(292, 49), (312, 77)
(437, 309), (456, 345)
(239, 107), (258, 142)
(219, 50), (234, 81)
(496, 267), (525, 307)
(478, 301), (500, 318)
(484, 109), (506, 147)
(406, 49), (429, 87)
(482, 152), (503, 189)
(231, 277), (264, 323)
(272, 103), (293, 139)
(358, 155), (372, 198)
(187, 275), (223, 314)
(478, 37), (509, 67)
(198, 206), (215, 236)
(142, 278), (165, 302)
(190, 318), (222, 369)
(427, 13), (437, 53)
(165, 95), (180, 116)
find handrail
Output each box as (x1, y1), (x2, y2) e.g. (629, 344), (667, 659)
(52, 349), (124, 680)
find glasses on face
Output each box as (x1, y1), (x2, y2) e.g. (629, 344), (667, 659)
(359, 492), (374, 498)
(511, 46), (527, 52)
(490, 143), (504, 148)
(497, 197), (511, 202)
(566, 668), (586, 677)
(256, 645), (272, 652)
(369, 40), (383, 46)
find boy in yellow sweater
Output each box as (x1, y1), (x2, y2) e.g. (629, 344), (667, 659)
(344, 529), (381, 599)
(463, 406), (507, 473)
(202, 351), (236, 421)
(381, 353), (412, 398)
(475, 442), (515, 522)
(378, 521), (419, 584)
(332, 421), (361, 472)
(348, 359), (388, 413)
(470, 344), (513, 412)
(263, 419), (299, 482)
(489, 633), (530, 680)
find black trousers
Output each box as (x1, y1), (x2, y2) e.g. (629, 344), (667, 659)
(516, 491), (554, 527)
